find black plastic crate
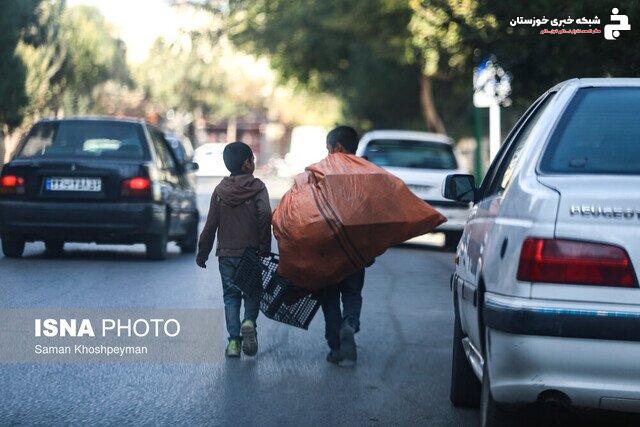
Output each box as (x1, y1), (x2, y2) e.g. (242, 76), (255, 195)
(234, 248), (321, 330)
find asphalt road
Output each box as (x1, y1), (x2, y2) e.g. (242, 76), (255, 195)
(0, 246), (474, 425)
(0, 176), (479, 426)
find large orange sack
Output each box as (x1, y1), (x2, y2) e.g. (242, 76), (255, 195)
(272, 153), (446, 291)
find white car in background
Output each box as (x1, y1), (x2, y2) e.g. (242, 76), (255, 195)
(194, 143), (229, 177)
(283, 126), (328, 176)
(356, 130), (470, 247)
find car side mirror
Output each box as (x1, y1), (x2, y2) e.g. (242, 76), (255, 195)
(184, 161), (199, 173)
(442, 174), (477, 203)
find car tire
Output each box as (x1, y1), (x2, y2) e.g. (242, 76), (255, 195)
(445, 231), (463, 249)
(480, 358), (514, 427)
(1, 234), (25, 258)
(450, 298), (481, 407)
(145, 232), (168, 260)
(178, 214), (198, 254)
(44, 240), (65, 256)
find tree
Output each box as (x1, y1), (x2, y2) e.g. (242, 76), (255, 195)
(59, 5), (131, 113)
(226, 0), (640, 137)
(408, 0), (496, 133)
(1, 2), (132, 163)
(18, 3), (131, 119)
(0, 0), (42, 131)
(136, 37), (242, 120)
(136, 32), (342, 134)
(16, 0), (68, 121)
(409, 0), (640, 111)
(226, 0), (425, 130)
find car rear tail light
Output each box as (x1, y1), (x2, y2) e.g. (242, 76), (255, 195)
(0, 175), (26, 195)
(517, 238), (637, 287)
(121, 177), (151, 198)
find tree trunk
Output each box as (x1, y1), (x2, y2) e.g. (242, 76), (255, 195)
(419, 74), (446, 134)
(226, 116), (237, 142)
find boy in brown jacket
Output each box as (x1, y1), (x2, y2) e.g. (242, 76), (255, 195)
(196, 142), (272, 358)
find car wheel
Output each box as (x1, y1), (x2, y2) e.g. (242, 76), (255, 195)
(178, 214), (198, 254)
(480, 358), (514, 427)
(145, 232), (168, 260)
(44, 240), (65, 256)
(445, 231), (463, 249)
(1, 234), (25, 258)
(450, 297), (481, 407)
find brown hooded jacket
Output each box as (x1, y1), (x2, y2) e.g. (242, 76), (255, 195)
(197, 174), (272, 261)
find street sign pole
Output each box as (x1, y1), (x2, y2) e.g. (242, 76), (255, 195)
(473, 57), (511, 172)
(489, 101), (501, 162)
(474, 106), (484, 182)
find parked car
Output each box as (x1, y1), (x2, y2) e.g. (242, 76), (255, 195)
(356, 130), (470, 247)
(443, 78), (640, 425)
(0, 117), (199, 260)
(194, 142), (229, 177)
(283, 126), (329, 176)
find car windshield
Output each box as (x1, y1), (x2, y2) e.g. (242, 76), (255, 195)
(541, 87), (640, 174)
(17, 121), (148, 160)
(364, 139), (457, 170)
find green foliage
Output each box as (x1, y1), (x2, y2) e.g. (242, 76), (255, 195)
(140, 38), (222, 117)
(493, 1), (639, 105)
(59, 5), (131, 114)
(410, 0), (640, 106)
(409, 0), (496, 78)
(136, 32), (343, 127)
(18, 2), (131, 119)
(228, 0), (640, 136)
(136, 37), (260, 121)
(9, 0), (636, 143)
(17, 0), (68, 119)
(0, 0), (42, 128)
(227, 0), (424, 130)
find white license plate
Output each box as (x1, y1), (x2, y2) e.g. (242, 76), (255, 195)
(45, 177), (102, 192)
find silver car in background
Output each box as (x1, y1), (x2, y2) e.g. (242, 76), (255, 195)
(443, 78), (640, 425)
(357, 130), (470, 247)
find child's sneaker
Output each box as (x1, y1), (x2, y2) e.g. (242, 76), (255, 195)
(225, 339), (241, 358)
(240, 320), (258, 356)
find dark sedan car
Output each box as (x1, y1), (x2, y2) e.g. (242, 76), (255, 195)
(0, 117), (199, 260)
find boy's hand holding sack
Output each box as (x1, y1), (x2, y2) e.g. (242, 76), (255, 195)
(272, 153), (447, 291)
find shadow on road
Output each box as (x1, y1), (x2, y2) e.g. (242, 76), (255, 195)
(0, 244), (186, 263)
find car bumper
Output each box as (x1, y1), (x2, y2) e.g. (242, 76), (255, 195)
(484, 293), (640, 412)
(0, 199), (166, 243)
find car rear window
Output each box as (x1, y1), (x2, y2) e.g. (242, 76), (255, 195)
(541, 87), (640, 174)
(364, 139), (457, 169)
(17, 121), (148, 160)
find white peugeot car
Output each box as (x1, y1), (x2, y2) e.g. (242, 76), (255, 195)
(443, 78), (640, 425)
(356, 130), (470, 247)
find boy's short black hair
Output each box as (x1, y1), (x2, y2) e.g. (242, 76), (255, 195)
(327, 126), (359, 154)
(223, 142), (253, 174)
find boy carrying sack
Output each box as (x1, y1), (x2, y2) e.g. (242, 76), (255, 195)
(196, 142), (272, 358)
